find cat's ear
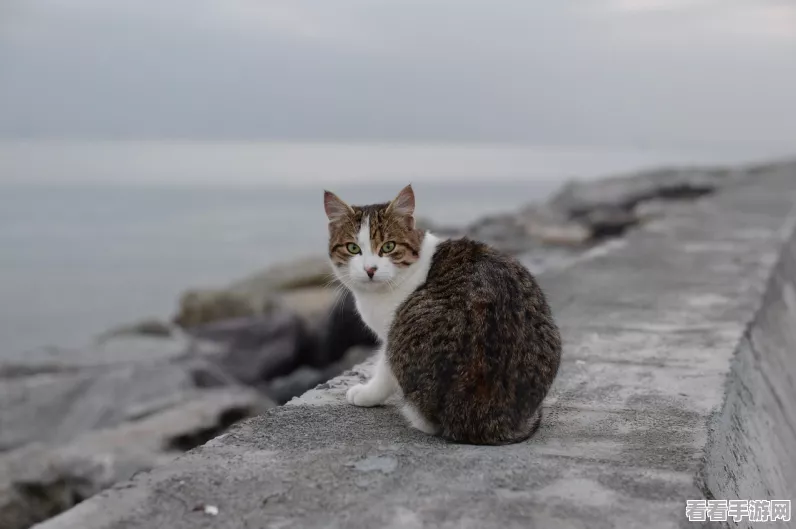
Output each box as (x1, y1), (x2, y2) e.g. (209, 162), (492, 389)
(324, 190), (353, 223)
(387, 184), (416, 229)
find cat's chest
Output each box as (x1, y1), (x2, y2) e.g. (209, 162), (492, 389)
(354, 292), (406, 341)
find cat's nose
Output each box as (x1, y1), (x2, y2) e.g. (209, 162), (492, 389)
(365, 266), (378, 279)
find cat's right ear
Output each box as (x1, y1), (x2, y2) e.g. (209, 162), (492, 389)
(324, 190), (353, 223)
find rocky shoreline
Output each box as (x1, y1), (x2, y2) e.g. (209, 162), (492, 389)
(0, 161), (776, 529)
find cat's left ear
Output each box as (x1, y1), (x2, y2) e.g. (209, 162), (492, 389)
(324, 190), (354, 223)
(387, 184), (416, 229)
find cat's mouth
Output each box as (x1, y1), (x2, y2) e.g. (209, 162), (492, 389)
(351, 276), (393, 291)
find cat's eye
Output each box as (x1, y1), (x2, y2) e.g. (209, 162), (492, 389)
(346, 243), (361, 254)
(381, 241), (396, 253)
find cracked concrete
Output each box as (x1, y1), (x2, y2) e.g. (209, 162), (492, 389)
(35, 163), (796, 529)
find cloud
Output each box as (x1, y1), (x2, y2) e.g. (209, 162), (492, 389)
(603, 0), (796, 41)
(0, 0), (794, 150)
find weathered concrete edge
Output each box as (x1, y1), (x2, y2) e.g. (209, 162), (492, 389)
(701, 199), (796, 521)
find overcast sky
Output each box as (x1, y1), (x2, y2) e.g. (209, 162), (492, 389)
(1, 0), (795, 150)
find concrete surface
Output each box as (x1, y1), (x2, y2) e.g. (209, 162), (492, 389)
(703, 181), (796, 528)
(36, 163), (796, 529)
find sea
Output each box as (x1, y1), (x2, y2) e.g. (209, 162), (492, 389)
(0, 140), (785, 356)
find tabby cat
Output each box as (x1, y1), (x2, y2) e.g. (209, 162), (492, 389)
(324, 185), (561, 444)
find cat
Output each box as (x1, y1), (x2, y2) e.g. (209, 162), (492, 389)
(323, 184), (562, 444)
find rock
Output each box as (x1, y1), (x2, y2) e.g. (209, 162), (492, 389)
(548, 167), (729, 217)
(0, 332), (270, 528)
(95, 319), (174, 343)
(516, 244), (586, 275)
(186, 309), (314, 386)
(515, 205), (592, 246)
(265, 346), (374, 404)
(0, 362), (195, 452)
(0, 332), (239, 452)
(173, 256), (333, 330)
(278, 287), (337, 321)
(185, 290), (378, 388)
(227, 255), (333, 300)
(168, 283), (376, 394)
(0, 334), (219, 377)
(415, 217), (463, 238)
(632, 197), (709, 223)
(465, 214), (535, 255)
(304, 290), (378, 369)
(0, 387), (271, 529)
(172, 289), (267, 329)
(575, 206), (639, 239)
(513, 167), (748, 246)
(633, 198), (670, 221)
(459, 167), (747, 268)
(264, 366), (328, 405)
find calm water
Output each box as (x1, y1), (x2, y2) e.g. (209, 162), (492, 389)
(0, 181), (563, 355)
(0, 141), (781, 356)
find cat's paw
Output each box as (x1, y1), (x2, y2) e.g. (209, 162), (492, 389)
(346, 383), (383, 407)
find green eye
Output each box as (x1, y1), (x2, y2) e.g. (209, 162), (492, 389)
(346, 243), (361, 254)
(381, 241), (396, 253)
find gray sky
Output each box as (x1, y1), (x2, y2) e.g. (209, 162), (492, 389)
(1, 0), (795, 150)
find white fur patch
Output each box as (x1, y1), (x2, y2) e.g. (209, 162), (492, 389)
(401, 403), (440, 435)
(335, 225), (445, 418)
(358, 215), (372, 259)
(350, 231), (442, 340)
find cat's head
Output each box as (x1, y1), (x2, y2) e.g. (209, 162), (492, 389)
(323, 185), (424, 292)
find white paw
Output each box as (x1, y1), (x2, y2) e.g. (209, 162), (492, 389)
(346, 383), (383, 407)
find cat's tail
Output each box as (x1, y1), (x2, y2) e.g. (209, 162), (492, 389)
(500, 406), (543, 445)
(443, 407), (543, 446)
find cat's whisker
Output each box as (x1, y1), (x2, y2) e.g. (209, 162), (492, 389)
(328, 284), (350, 314)
(321, 271), (340, 288)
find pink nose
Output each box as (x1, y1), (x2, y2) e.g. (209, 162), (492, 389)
(365, 266), (377, 278)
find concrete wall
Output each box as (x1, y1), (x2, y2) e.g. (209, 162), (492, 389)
(703, 194), (796, 526)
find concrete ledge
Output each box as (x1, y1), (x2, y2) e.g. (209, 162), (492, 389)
(703, 180), (796, 523)
(36, 164), (796, 529)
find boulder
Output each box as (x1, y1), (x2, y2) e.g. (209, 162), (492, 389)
(0, 334), (208, 376)
(185, 291), (377, 388)
(227, 255), (333, 305)
(278, 287), (338, 321)
(512, 167), (745, 248)
(265, 346), (374, 404)
(0, 361), (192, 452)
(306, 290), (378, 369)
(548, 167), (732, 217)
(0, 334), (232, 452)
(186, 310), (313, 386)
(515, 204), (592, 246)
(0, 333), (272, 529)
(575, 206), (639, 239)
(0, 387), (271, 529)
(465, 214), (535, 255)
(172, 289), (267, 329)
(95, 319), (174, 342)
(172, 256), (333, 330)
(415, 217), (462, 238)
